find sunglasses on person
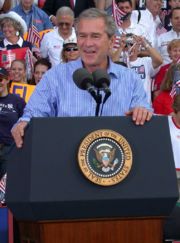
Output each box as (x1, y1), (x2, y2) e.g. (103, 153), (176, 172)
(64, 47), (78, 52)
(58, 22), (71, 27)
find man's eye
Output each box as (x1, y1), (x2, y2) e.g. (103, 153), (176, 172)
(79, 34), (86, 38)
(93, 35), (101, 38)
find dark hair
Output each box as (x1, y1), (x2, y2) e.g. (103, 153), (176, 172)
(172, 94), (180, 113)
(116, 0), (132, 7)
(170, 7), (180, 19)
(34, 58), (52, 71)
(29, 58), (51, 85)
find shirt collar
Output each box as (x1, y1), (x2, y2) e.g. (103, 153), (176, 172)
(170, 29), (180, 36)
(107, 59), (121, 78)
(74, 57), (120, 79)
(20, 3), (33, 13)
(4, 36), (24, 47)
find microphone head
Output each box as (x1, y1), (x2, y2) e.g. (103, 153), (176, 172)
(92, 69), (110, 89)
(73, 68), (94, 90)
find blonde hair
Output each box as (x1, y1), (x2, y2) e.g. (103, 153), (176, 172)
(167, 39), (180, 54)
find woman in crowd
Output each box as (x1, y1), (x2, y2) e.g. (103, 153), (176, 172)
(153, 63), (179, 115)
(0, 11), (32, 50)
(0, 67), (26, 182)
(31, 58), (51, 85)
(10, 59), (27, 84)
(61, 38), (80, 63)
(153, 39), (180, 99)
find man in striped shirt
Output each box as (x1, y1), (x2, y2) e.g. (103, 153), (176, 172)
(12, 8), (153, 148)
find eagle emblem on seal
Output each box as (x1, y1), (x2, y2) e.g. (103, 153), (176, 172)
(94, 143), (119, 173)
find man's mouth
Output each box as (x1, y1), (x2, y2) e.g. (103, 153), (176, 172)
(84, 50), (96, 54)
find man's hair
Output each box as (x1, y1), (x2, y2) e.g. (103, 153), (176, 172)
(172, 94), (180, 113)
(56, 6), (74, 18)
(116, 0), (132, 7)
(170, 7), (180, 19)
(75, 8), (117, 38)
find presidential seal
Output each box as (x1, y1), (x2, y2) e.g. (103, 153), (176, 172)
(78, 129), (133, 186)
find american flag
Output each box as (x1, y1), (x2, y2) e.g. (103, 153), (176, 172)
(0, 174), (6, 195)
(27, 24), (41, 47)
(176, 57), (180, 64)
(113, 35), (121, 49)
(112, 0), (126, 27)
(25, 48), (34, 80)
(170, 80), (180, 97)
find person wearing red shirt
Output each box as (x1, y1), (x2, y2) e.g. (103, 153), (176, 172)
(153, 39), (180, 99)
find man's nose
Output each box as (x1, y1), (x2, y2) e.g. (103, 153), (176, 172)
(83, 36), (93, 46)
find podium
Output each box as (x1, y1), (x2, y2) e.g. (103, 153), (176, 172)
(6, 116), (179, 243)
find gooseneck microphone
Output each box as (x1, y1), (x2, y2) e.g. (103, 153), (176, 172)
(92, 69), (111, 104)
(73, 68), (98, 102)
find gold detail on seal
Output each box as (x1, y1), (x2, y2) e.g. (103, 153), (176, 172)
(78, 129), (133, 186)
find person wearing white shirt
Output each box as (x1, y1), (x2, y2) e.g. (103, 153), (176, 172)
(131, 0), (163, 47)
(40, 6), (76, 66)
(115, 0), (151, 45)
(112, 35), (163, 104)
(157, 7), (180, 64)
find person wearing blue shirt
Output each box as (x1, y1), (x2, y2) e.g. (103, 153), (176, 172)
(12, 0), (53, 32)
(11, 8), (153, 148)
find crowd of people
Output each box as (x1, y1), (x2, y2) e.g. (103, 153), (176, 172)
(0, 0), (180, 242)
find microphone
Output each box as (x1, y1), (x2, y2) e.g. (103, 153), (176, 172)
(92, 69), (111, 104)
(73, 68), (97, 102)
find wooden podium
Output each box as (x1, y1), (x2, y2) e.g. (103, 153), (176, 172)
(18, 218), (163, 243)
(6, 117), (179, 243)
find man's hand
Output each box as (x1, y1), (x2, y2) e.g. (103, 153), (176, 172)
(125, 107), (153, 125)
(50, 15), (57, 26)
(11, 121), (28, 148)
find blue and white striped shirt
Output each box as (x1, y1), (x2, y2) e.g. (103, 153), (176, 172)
(21, 58), (152, 122)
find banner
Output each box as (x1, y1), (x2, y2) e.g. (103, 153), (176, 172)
(10, 82), (35, 102)
(0, 47), (28, 70)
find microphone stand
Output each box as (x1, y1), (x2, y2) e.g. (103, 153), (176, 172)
(95, 89), (102, 117)
(100, 91), (111, 116)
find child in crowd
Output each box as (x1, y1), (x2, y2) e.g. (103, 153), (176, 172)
(0, 67), (26, 203)
(10, 59), (27, 84)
